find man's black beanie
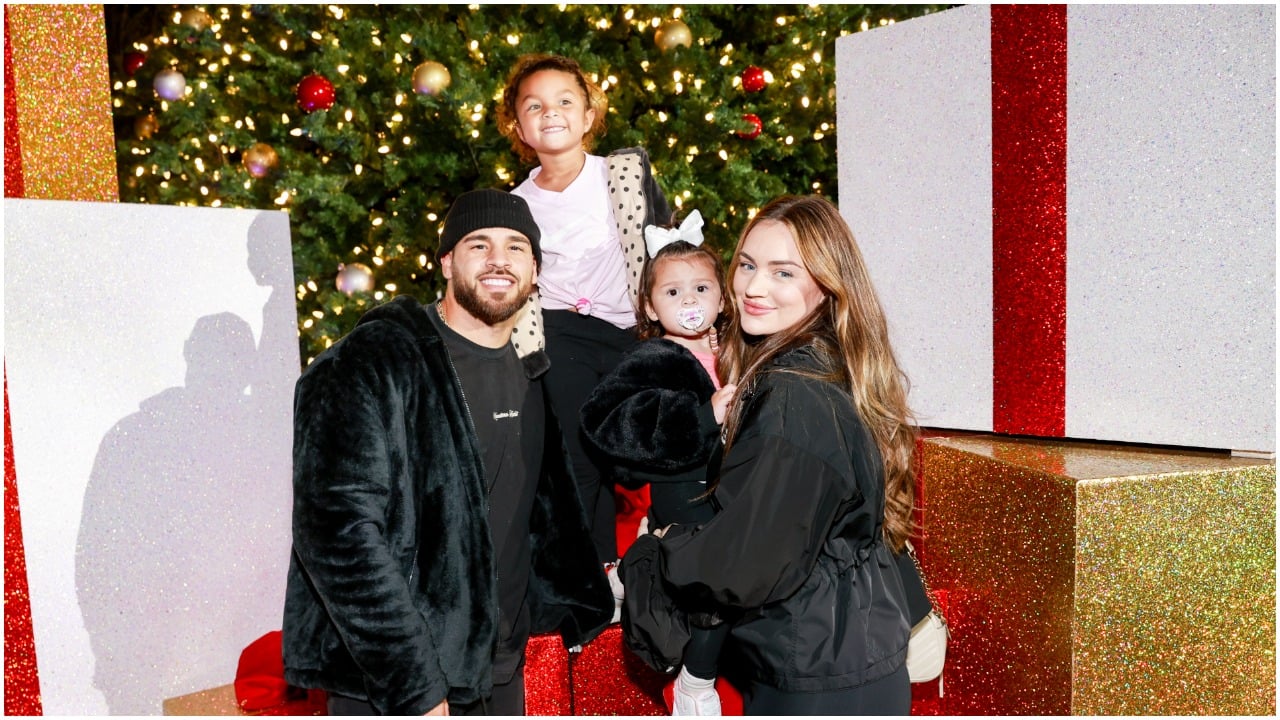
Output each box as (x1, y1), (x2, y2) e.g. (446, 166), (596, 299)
(436, 188), (542, 266)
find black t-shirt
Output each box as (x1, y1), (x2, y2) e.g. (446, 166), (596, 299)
(431, 304), (544, 682)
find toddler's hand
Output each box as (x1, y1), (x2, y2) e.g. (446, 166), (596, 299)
(711, 383), (738, 424)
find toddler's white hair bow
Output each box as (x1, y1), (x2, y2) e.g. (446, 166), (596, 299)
(644, 209), (705, 258)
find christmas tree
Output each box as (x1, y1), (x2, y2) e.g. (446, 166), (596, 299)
(107, 4), (947, 364)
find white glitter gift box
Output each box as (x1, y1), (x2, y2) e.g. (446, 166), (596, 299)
(836, 4), (1274, 453)
(835, 5), (1276, 716)
(6, 199), (299, 714)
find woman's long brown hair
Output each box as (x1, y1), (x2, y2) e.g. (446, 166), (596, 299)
(718, 195), (918, 551)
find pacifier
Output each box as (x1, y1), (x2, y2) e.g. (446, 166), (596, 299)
(676, 306), (706, 331)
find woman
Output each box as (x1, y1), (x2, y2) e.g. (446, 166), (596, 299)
(622, 195), (918, 715)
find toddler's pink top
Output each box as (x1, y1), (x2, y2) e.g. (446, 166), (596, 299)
(691, 349), (721, 390)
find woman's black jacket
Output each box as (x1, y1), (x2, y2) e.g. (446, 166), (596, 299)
(622, 347), (910, 691)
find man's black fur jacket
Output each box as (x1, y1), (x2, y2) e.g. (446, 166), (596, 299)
(282, 295), (613, 715)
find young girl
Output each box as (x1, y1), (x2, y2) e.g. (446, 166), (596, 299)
(580, 211), (737, 716)
(498, 53), (672, 569)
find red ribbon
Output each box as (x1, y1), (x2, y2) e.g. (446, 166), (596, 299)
(3, 7), (22, 200)
(5, 368), (42, 716)
(991, 4), (1069, 436)
(4, 6), (43, 713)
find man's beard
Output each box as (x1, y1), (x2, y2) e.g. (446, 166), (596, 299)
(453, 272), (532, 325)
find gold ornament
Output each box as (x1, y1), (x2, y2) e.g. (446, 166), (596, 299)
(242, 142), (279, 179)
(133, 114), (159, 140)
(655, 19), (692, 52)
(412, 61), (452, 95)
(180, 9), (213, 32)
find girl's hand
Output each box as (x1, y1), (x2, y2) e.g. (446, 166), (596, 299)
(711, 383), (738, 424)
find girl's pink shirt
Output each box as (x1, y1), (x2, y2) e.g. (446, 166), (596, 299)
(512, 154), (635, 329)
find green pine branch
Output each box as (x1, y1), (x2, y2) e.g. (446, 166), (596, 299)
(108, 4), (949, 364)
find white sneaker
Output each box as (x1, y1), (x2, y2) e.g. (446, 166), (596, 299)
(606, 561), (624, 623)
(671, 669), (721, 716)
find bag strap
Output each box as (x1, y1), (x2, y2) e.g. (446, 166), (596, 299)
(905, 540), (947, 624)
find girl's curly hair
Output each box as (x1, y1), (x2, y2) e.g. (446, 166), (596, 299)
(497, 54), (608, 165)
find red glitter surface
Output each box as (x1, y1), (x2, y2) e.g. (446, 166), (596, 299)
(4, 7), (26, 198)
(571, 625), (667, 715)
(525, 632), (573, 715)
(5, 368), (43, 715)
(991, 4), (1068, 436)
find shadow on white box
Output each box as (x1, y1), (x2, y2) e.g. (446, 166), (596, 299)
(5, 199), (299, 714)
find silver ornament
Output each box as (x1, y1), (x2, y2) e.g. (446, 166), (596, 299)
(154, 68), (187, 101)
(335, 263), (374, 295)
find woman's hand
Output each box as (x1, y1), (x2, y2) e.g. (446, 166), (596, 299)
(711, 383), (738, 424)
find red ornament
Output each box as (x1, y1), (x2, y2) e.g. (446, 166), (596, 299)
(741, 65), (766, 93)
(736, 113), (763, 140)
(123, 51), (146, 77)
(296, 74), (336, 112)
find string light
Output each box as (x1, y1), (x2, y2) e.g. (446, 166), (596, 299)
(111, 4), (932, 367)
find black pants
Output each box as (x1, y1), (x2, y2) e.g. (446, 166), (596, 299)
(325, 660), (526, 716)
(741, 664), (910, 716)
(542, 309), (637, 561)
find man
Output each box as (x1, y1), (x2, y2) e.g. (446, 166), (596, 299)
(282, 189), (614, 715)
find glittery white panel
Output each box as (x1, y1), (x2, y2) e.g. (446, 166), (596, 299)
(836, 5), (993, 431)
(4, 199), (299, 714)
(1065, 5), (1276, 452)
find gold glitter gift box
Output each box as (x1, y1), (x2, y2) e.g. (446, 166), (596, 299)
(921, 435), (1275, 715)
